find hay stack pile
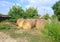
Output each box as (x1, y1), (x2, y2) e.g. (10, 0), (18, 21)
(36, 18), (46, 30)
(16, 18), (46, 30)
(16, 18), (24, 29)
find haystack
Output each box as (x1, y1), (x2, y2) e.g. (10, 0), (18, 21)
(22, 19), (36, 30)
(16, 18), (46, 30)
(16, 18), (24, 29)
(36, 18), (46, 30)
(30, 19), (36, 27)
(22, 19), (32, 30)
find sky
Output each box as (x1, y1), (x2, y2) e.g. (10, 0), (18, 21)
(0, 0), (59, 16)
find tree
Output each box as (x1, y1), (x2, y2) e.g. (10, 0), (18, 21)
(43, 13), (50, 20)
(8, 5), (40, 22)
(24, 7), (39, 18)
(8, 5), (24, 22)
(52, 1), (60, 21)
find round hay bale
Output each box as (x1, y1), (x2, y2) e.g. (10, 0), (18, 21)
(22, 19), (32, 30)
(36, 18), (46, 30)
(16, 18), (24, 29)
(30, 19), (36, 27)
(22, 19), (37, 30)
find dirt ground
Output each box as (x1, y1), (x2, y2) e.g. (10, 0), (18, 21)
(0, 32), (29, 42)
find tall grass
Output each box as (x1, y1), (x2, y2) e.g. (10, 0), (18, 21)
(43, 19), (60, 42)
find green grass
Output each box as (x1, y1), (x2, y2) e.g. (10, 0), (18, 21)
(0, 19), (60, 42)
(10, 31), (51, 42)
(41, 19), (60, 42)
(0, 21), (17, 31)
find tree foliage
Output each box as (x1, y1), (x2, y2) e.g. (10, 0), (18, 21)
(24, 7), (39, 18)
(8, 5), (24, 22)
(52, 1), (60, 21)
(8, 5), (39, 22)
(43, 13), (50, 20)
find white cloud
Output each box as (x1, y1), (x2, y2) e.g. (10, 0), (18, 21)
(0, 1), (16, 8)
(17, 0), (27, 4)
(0, 1), (21, 14)
(28, 0), (59, 5)
(37, 7), (54, 16)
(25, 0), (59, 16)
(0, 1), (11, 6)
(0, 1), (21, 7)
(0, 0), (59, 15)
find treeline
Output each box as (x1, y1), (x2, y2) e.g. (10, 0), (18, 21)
(8, 5), (40, 22)
(8, 5), (52, 22)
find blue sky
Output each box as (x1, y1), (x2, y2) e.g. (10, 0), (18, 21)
(0, 0), (59, 16)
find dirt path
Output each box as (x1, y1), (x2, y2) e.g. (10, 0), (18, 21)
(0, 32), (17, 42)
(0, 32), (29, 42)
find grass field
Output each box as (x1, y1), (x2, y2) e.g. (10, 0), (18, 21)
(0, 19), (60, 42)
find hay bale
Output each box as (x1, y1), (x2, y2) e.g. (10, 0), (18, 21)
(36, 18), (46, 30)
(16, 18), (46, 30)
(30, 19), (36, 27)
(23, 21), (31, 30)
(16, 18), (24, 29)
(22, 19), (36, 30)
(22, 19), (32, 30)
